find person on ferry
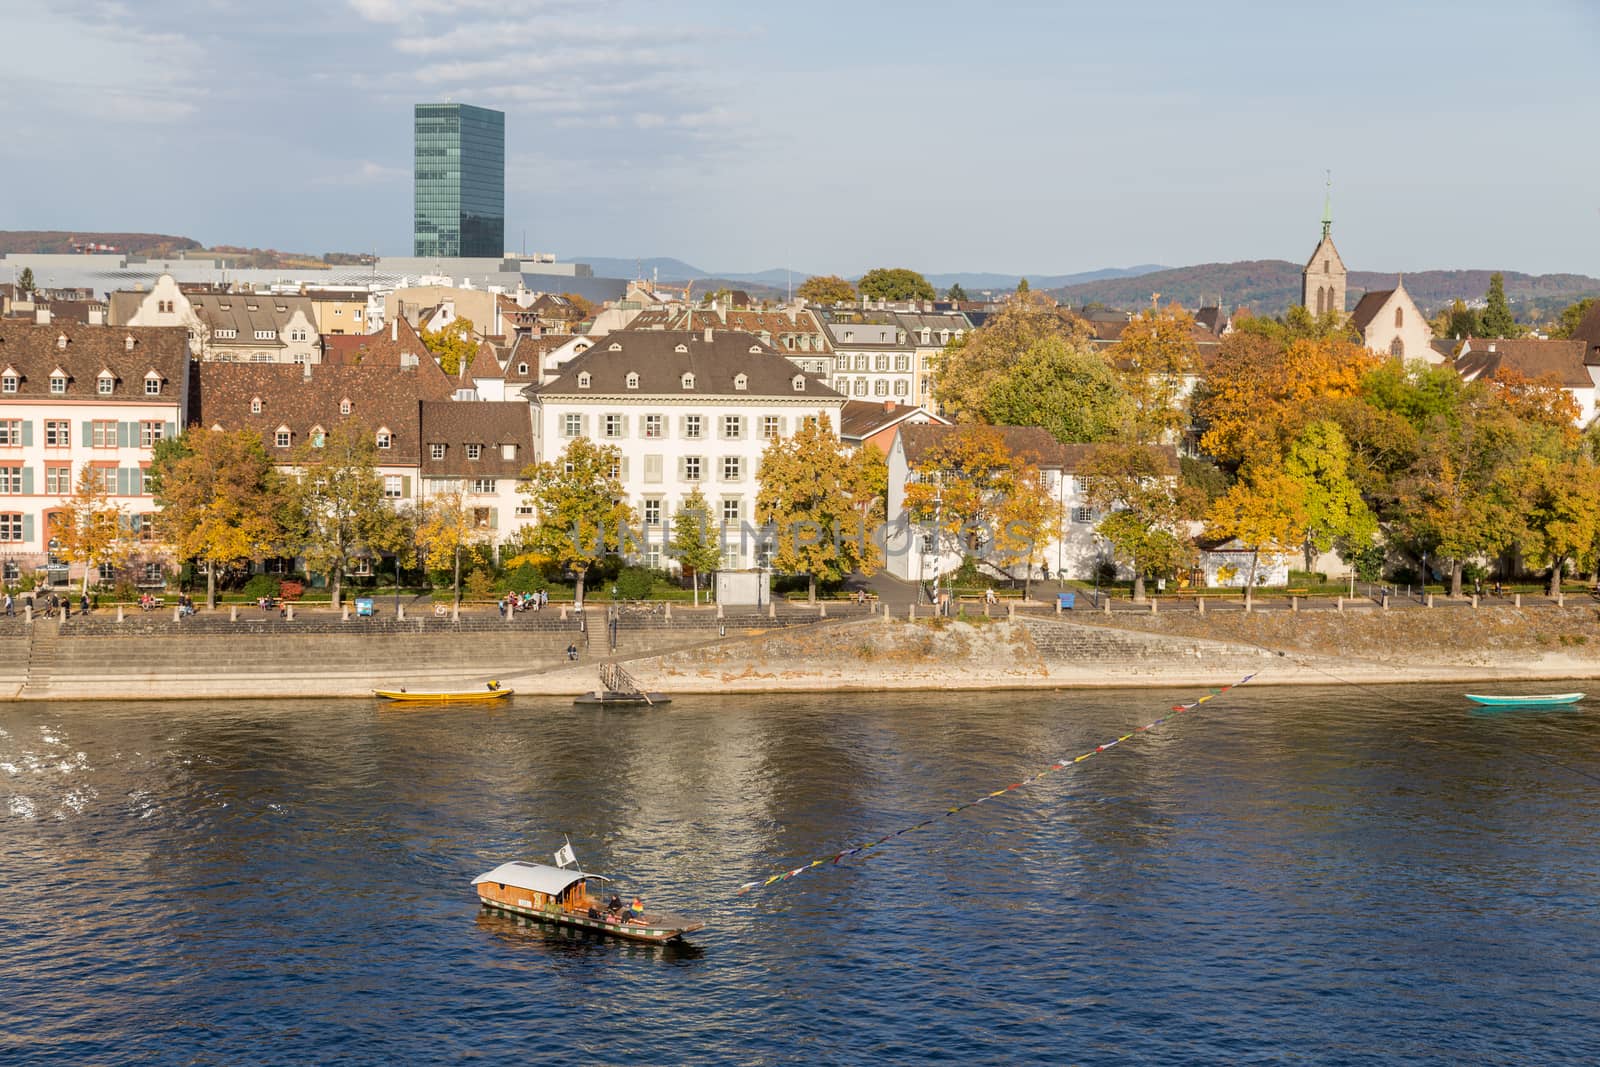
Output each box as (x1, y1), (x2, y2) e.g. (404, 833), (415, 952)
(608, 894), (623, 918)
(627, 896), (645, 921)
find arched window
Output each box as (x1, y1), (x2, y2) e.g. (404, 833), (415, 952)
(1390, 338), (1405, 358)
(625, 372), (639, 389)
(1315, 288), (1326, 316)
(577, 371), (591, 389)
(1395, 306), (1404, 328)
(1323, 259), (1330, 274)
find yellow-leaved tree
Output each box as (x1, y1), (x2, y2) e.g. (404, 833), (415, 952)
(415, 482), (489, 611)
(1203, 463), (1309, 607)
(55, 465), (130, 596)
(519, 438), (636, 607)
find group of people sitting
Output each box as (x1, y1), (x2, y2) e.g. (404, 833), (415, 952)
(498, 590), (548, 616)
(585, 893), (647, 925)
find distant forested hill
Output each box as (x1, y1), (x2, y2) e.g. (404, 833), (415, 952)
(0, 231), (202, 257)
(1047, 260), (1600, 318)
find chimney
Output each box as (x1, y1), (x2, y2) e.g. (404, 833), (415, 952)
(883, 399), (896, 412)
(302, 360), (313, 381)
(391, 318), (398, 342)
(704, 325), (714, 343)
(34, 307), (51, 325)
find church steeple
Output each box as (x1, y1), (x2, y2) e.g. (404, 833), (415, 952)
(1321, 170), (1333, 240)
(1303, 172), (1347, 318)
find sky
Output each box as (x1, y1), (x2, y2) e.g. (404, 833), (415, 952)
(3, 0), (1598, 277)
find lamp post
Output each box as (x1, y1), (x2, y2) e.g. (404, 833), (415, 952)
(1421, 550), (1428, 600)
(1092, 536), (1103, 607)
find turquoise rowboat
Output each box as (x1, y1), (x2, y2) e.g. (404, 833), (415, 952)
(1465, 692), (1585, 707)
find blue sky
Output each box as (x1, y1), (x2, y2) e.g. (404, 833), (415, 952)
(3, 0), (1597, 276)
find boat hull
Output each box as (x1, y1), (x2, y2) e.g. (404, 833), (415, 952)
(1465, 692), (1584, 707)
(477, 895), (701, 944)
(374, 688), (513, 703)
(573, 691), (672, 707)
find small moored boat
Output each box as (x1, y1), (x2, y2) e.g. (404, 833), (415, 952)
(374, 682), (512, 703)
(573, 690), (672, 707)
(472, 851), (702, 944)
(1465, 692), (1585, 707)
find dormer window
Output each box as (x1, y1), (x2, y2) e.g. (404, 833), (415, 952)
(517, 362), (529, 375)
(50, 371), (67, 395)
(939, 330), (950, 344)
(124, 335), (136, 352)
(0, 369), (16, 395)
(310, 425), (326, 448)
(275, 426), (292, 448)
(921, 328), (932, 344)
(376, 427), (392, 449)
(734, 373), (748, 391)
(608, 342), (622, 351)
(501, 443), (516, 461)
(681, 372), (695, 390)
(56, 334), (68, 351)
(577, 371), (592, 389)
(747, 345), (762, 354)
(626, 372), (640, 390)
(144, 372), (161, 396)
(250, 396), (262, 414)
(430, 443), (446, 461)
(674, 344), (688, 353)
(792, 374), (806, 392)
(98, 370), (116, 396)
(340, 397), (352, 415)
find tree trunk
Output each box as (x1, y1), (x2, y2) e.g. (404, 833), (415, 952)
(452, 547), (462, 609)
(331, 567), (342, 610)
(692, 571), (699, 607)
(1132, 572), (1145, 603)
(1549, 559), (1564, 598)
(1449, 560), (1463, 599)
(807, 573), (816, 603)
(206, 561), (217, 611)
(575, 568), (586, 609)
(81, 560), (91, 597)
(1304, 536), (1316, 576)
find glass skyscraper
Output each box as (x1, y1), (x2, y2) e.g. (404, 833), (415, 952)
(413, 103), (505, 258)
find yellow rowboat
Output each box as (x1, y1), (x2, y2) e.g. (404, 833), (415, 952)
(373, 683), (513, 703)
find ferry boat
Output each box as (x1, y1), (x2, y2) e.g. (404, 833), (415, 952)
(472, 858), (703, 944)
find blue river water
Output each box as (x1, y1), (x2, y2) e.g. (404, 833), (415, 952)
(3, 683), (1600, 1064)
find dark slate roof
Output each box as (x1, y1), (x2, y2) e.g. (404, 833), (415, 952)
(1195, 306), (1226, 335)
(1455, 339), (1591, 388)
(896, 424), (1176, 474)
(1348, 289), (1394, 332)
(321, 318), (455, 399)
(0, 322), (188, 399)
(504, 335), (590, 384)
(193, 362), (430, 463)
(534, 329), (841, 399)
(419, 401), (533, 477)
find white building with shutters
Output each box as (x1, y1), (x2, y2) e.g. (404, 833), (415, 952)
(0, 323), (190, 589)
(529, 329), (846, 570)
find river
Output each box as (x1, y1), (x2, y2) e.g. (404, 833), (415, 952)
(3, 683), (1599, 1064)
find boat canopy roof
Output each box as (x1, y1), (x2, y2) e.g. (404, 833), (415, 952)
(472, 860), (597, 896)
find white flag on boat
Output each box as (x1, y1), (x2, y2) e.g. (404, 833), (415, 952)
(554, 842), (577, 869)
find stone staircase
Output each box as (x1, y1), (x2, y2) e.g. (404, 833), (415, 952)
(19, 624), (61, 698)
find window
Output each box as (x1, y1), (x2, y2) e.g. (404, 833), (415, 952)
(643, 414), (663, 439)
(310, 426), (326, 448)
(562, 413), (582, 438)
(684, 456), (703, 482)
(431, 443), (446, 460)
(0, 513), (22, 542)
(216, 330), (237, 340)
(50, 375), (66, 395)
(873, 354), (889, 371)
(340, 397), (352, 415)
(1, 560), (14, 580)
(143, 562), (163, 584)
(643, 454), (664, 484)
(145, 376), (161, 396)
(384, 475), (403, 499)
(349, 557), (372, 577)
(683, 415), (703, 439)
(91, 466), (117, 494)
(140, 421), (165, 449)
(97, 562), (116, 582)
(577, 372), (592, 389)
(643, 499), (662, 525)
(0, 374), (14, 394)
(466, 443), (482, 460)
(854, 354), (868, 371)
(606, 458), (622, 481)
(721, 498), (741, 523)
(1072, 507), (1096, 524)
(0, 420), (20, 446)
(681, 372), (695, 390)
(894, 380), (909, 397)
(46, 465), (70, 494)
(250, 397), (262, 414)
(835, 354), (849, 370)
(472, 508), (493, 530)
(501, 443), (516, 461)
(761, 416), (781, 440)
(626, 372), (640, 389)
(138, 515), (157, 543)
(472, 478), (497, 494)
(734, 373), (748, 391)
(853, 380), (867, 396)
(894, 354), (910, 372)
(254, 330), (276, 341)
(376, 429), (392, 449)
(98, 374), (115, 395)
(602, 414), (623, 439)
(275, 428), (292, 448)
(1390, 338), (1405, 358)
(92, 421), (117, 449)
(0, 466), (20, 493)
(1073, 476), (1092, 493)
(722, 415), (742, 439)
(874, 380), (888, 396)
(45, 421), (69, 447)
(1395, 306), (1404, 328)
(722, 456), (743, 481)
(792, 375), (806, 392)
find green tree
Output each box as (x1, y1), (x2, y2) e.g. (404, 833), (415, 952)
(520, 438), (636, 607)
(797, 274), (856, 305)
(17, 267), (35, 295)
(1430, 299), (1481, 342)
(982, 336), (1131, 444)
(669, 487), (722, 606)
(1503, 454), (1600, 596)
(1083, 442), (1202, 602)
(284, 421), (392, 609)
(1481, 272), (1520, 338)
(55, 465), (130, 596)
(755, 417), (882, 601)
(934, 296), (1093, 422)
(1204, 463), (1309, 608)
(946, 282), (969, 302)
(857, 267), (936, 302)
(421, 315), (478, 375)
(1108, 305), (1201, 442)
(1550, 297), (1598, 340)
(150, 429), (285, 609)
(1016, 278), (1030, 294)
(1282, 421), (1377, 576)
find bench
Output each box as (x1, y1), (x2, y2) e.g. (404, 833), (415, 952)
(1285, 588), (1309, 596)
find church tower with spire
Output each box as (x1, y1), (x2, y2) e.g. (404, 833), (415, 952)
(1301, 176), (1347, 317)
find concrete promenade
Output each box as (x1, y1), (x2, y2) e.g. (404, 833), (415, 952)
(2, 594), (1598, 701)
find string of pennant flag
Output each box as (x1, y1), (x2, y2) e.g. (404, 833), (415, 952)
(735, 671), (1260, 896)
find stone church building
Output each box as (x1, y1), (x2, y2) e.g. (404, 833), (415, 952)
(1301, 202), (1435, 362)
